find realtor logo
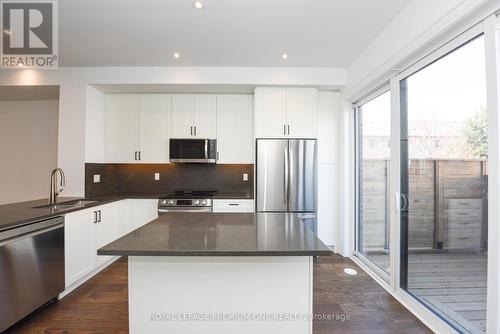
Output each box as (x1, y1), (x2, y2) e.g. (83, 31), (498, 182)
(1, 0), (58, 68)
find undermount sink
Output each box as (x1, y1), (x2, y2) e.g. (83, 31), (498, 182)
(32, 199), (100, 211)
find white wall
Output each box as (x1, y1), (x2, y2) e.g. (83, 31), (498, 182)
(85, 85), (106, 163)
(343, 0), (494, 100)
(0, 67), (347, 196)
(0, 100), (59, 204)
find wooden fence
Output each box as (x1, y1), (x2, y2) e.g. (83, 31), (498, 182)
(359, 159), (488, 252)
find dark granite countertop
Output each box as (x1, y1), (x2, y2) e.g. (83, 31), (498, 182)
(98, 212), (331, 257)
(0, 192), (254, 232)
(0, 196), (124, 231)
(213, 192), (254, 199)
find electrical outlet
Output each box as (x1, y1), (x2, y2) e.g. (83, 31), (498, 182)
(154, 173), (160, 181)
(93, 174), (101, 183)
(243, 173), (248, 181)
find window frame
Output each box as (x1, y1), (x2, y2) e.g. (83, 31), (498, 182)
(353, 84), (392, 282)
(391, 23), (490, 334)
(350, 18), (500, 334)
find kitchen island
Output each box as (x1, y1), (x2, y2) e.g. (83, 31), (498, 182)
(98, 212), (331, 334)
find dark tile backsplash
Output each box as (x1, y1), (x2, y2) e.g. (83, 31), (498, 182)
(85, 163), (254, 198)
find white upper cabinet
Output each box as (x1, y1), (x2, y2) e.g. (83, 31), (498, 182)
(140, 95), (172, 162)
(97, 93), (251, 164)
(105, 95), (140, 162)
(194, 95), (217, 138)
(254, 88), (287, 138)
(171, 95), (195, 138)
(286, 88), (317, 138)
(216, 95), (254, 163)
(105, 95), (171, 163)
(172, 95), (217, 138)
(254, 87), (317, 138)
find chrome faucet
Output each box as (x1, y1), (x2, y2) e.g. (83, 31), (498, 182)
(49, 168), (66, 205)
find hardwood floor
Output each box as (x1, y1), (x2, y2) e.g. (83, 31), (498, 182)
(11, 259), (129, 334)
(313, 255), (431, 334)
(9, 255), (431, 334)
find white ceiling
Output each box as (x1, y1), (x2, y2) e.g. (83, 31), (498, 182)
(59, 0), (410, 68)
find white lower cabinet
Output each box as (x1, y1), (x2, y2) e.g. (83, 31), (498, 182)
(64, 199), (158, 291)
(119, 199), (133, 233)
(131, 199), (159, 230)
(64, 209), (96, 287)
(95, 203), (122, 266)
(213, 199), (255, 213)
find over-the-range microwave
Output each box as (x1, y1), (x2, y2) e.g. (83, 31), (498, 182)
(169, 138), (217, 163)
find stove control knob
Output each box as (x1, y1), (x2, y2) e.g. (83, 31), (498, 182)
(194, 200), (200, 206)
(167, 200), (175, 206)
(201, 200), (207, 206)
(161, 200), (167, 205)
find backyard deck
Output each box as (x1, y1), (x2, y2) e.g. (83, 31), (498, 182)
(370, 253), (487, 334)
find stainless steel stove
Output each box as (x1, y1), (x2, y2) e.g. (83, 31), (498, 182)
(158, 190), (217, 214)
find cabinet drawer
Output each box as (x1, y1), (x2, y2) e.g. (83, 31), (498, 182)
(213, 199), (255, 213)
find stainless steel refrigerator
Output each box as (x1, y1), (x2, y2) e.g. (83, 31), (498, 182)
(256, 139), (317, 213)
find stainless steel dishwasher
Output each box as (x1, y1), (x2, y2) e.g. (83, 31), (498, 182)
(0, 216), (65, 332)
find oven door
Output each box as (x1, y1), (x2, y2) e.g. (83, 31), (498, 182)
(158, 207), (213, 214)
(169, 139), (217, 163)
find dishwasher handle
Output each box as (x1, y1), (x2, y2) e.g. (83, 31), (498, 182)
(0, 217), (64, 246)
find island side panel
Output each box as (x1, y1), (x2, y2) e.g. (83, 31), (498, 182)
(128, 256), (313, 334)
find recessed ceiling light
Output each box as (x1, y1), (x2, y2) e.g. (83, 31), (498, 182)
(282, 53), (288, 60)
(193, 1), (204, 10)
(344, 268), (358, 275)
(173, 52), (180, 59)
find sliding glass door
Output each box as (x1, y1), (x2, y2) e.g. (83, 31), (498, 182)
(355, 90), (391, 276)
(400, 35), (488, 333)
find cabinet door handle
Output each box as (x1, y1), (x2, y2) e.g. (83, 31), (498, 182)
(138, 151), (141, 161)
(194, 126), (197, 136)
(98, 210), (102, 222)
(93, 211), (98, 224)
(287, 125), (290, 135)
(229, 203), (239, 206)
(217, 151), (220, 161)
(134, 151), (137, 160)
(283, 124), (286, 135)
(190, 126), (193, 135)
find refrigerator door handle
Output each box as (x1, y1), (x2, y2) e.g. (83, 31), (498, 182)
(284, 144), (289, 209)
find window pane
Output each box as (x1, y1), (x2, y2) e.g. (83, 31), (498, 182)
(357, 90), (391, 274)
(400, 35), (487, 333)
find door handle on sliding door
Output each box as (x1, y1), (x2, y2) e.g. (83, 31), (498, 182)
(395, 193), (409, 213)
